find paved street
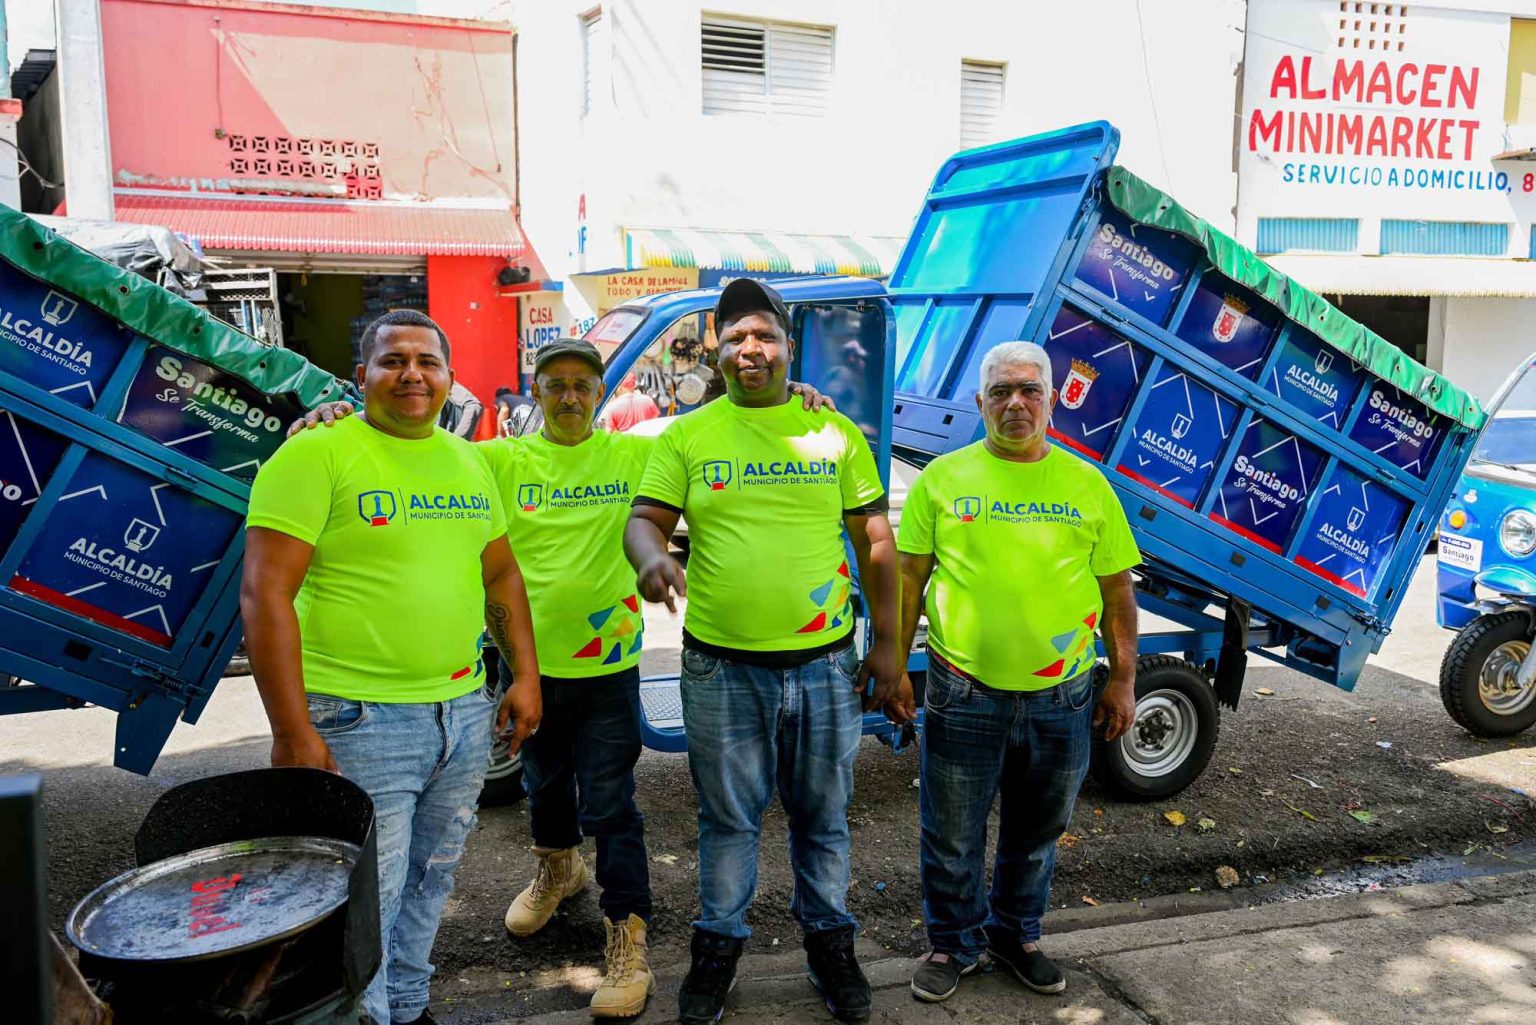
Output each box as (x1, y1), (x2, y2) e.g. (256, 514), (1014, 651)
(8, 555), (1536, 1022)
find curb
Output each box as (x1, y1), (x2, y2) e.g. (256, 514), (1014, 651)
(497, 868), (1536, 1023)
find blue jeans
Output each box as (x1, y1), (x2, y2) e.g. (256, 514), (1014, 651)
(680, 642), (863, 939)
(307, 687), (495, 1025)
(918, 661), (1095, 961)
(520, 666), (651, 921)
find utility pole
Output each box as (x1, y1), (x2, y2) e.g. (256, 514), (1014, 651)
(55, 0), (114, 220)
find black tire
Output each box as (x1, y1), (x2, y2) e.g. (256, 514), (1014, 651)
(479, 737), (526, 806)
(223, 641), (251, 677)
(1439, 612), (1536, 737)
(1090, 655), (1220, 802)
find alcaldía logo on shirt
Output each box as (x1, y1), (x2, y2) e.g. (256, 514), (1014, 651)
(358, 490), (398, 526)
(552, 479), (630, 508)
(407, 491), (494, 522)
(701, 456), (838, 490)
(702, 461), (733, 491)
(518, 484), (544, 512)
(954, 493), (1084, 526)
(356, 489), (493, 525)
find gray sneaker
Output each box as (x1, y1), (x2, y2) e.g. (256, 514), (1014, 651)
(910, 951), (978, 1003)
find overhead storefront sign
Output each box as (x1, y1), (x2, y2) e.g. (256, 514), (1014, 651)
(582, 268), (699, 313)
(1238, 1), (1528, 245)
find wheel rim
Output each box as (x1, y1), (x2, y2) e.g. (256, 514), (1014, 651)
(485, 737), (521, 780)
(1119, 688), (1200, 778)
(1478, 640), (1536, 716)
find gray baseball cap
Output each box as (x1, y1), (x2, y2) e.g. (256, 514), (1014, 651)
(532, 337), (605, 377)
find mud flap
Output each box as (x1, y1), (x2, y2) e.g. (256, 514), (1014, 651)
(1215, 598), (1250, 711)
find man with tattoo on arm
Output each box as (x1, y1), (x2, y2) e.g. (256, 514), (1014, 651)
(241, 309), (541, 1025)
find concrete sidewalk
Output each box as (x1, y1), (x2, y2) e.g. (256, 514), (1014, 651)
(508, 870), (1536, 1024)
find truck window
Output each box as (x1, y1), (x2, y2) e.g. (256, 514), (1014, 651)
(623, 311), (723, 417)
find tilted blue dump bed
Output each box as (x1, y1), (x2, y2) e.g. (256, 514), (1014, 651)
(0, 207), (347, 771)
(887, 122), (1484, 692)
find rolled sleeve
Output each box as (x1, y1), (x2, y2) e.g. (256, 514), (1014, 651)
(837, 417), (885, 511)
(246, 438), (330, 544)
(1090, 474), (1140, 576)
(895, 467), (936, 556)
(635, 418), (690, 509)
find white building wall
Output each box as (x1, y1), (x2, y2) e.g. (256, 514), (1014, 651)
(1440, 298), (1536, 402)
(508, 0), (1245, 326)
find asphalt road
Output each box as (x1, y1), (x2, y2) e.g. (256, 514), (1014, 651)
(9, 556), (1536, 1021)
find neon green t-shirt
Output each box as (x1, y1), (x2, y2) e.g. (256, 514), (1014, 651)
(246, 415), (506, 703)
(636, 399), (885, 654)
(480, 430), (653, 678)
(897, 442), (1139, 691)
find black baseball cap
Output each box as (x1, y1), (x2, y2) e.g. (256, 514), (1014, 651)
(532, 336), (605, 377)
(714, 278), (792, 339)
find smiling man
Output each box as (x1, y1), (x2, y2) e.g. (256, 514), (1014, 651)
(624, 279), (902, 1025)
(895, 341), (1139, 1005)
(241, 309), (541, 1025)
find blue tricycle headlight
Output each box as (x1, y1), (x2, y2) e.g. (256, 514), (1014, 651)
(1499, 509), (1536, 557)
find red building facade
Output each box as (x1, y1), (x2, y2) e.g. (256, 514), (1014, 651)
(97, 0), (538, 433)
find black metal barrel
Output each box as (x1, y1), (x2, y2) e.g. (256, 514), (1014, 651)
(67, 768), (380, 1024)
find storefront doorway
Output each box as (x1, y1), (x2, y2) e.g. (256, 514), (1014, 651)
(274, 271), (428, 380)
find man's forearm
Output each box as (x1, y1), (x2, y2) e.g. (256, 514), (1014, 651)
(486, 568), (539, 682)
(898, 565), (927, 661)
(1100, 574), (1139, 681)
(623, 514), (670, 571)
(862, 535), (901, 655)
(244, 595), (311, 739)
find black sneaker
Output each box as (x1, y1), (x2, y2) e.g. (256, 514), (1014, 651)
(678, 929), (744, 1025)
(985, 927), (1066, 994)
(394, 1011), (438, 1025)
(804, 925), (872, 1022)
(910, 950), (978, 1003)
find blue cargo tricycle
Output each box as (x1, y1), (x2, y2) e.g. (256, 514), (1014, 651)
(571, 121), (1485, 802)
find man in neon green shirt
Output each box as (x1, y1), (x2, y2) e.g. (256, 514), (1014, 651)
(483, 337), (658, 1018)
(625, 279), (902, 1025)
(897, 341), (1139, 1006)
(242, 310), (541, 1025)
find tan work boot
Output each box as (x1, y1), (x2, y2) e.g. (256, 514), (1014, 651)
(504, 845), (588, 937)
(590, 914), (654, 1018)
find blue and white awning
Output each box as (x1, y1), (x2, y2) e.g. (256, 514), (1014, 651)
(624, 226), (905, 278)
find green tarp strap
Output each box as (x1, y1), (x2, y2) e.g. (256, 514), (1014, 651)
(2, 205), (348, 409)
(1103, 165), (1485, 429)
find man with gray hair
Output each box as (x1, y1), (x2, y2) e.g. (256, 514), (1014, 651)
(892, 340), (1140, 1004)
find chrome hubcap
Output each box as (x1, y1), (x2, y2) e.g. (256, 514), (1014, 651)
(1478, 641), (1536, 716)
(1120, 688), (1200, 778)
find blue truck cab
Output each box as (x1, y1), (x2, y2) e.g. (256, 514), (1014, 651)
(1436, 355), (1536, 736)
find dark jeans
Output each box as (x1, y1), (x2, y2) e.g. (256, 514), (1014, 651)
(520, 666), (651, 922)
(679, 642), (863, 939)
(918, 659), (1095, 961)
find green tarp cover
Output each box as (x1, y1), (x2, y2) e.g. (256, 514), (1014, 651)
(1, 205), (347, 409)
(1104, 166), (1485, 430)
